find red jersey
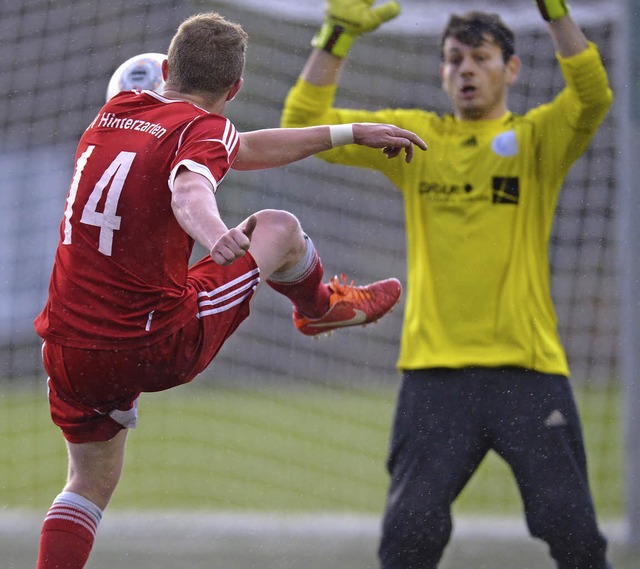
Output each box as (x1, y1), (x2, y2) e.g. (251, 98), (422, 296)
(34, 90), (240, 349)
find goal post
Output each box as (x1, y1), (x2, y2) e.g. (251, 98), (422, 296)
(618, 0), (640, 551)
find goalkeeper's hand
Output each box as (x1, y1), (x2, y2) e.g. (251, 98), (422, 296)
(312, 0), (401, 59)
(533, 0), (569, 21)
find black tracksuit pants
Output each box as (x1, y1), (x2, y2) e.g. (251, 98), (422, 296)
(378, 367), (610, 569)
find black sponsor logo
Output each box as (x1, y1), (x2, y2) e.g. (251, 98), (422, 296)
(492, 177), (519, 204)
(419, 182), (474, 196)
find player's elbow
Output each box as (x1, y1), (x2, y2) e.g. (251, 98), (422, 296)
(170, 189), (189, 219)
(584, 89), (613, 127)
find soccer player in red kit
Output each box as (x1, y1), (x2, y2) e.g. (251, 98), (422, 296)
(33, 12), (427, 569)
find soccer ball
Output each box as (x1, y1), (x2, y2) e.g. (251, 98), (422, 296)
(106, 52), (166, 101)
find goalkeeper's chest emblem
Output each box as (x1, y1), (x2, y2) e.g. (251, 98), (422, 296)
(492, 177), (520, 204)
(491, 130), (518, 157)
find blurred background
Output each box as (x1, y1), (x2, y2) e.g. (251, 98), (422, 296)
(0, 0), (638, 567)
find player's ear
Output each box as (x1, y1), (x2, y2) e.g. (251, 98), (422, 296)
(226, 78), (243, 102)
(161, 59), (169, 81)
(505, 54), (521, 86)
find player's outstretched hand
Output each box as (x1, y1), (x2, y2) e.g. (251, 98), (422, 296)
(533, 0), (568, 21)
(210, 214), (256, 266)
(353, 123), (427, 164)
(325, 0), (401, 36)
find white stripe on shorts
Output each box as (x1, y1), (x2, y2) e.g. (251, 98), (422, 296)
(197, 268), (260, 318)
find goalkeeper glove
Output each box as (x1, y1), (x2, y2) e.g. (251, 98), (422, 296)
(312, 0), (401, 59)
(533, 0), (569, 21)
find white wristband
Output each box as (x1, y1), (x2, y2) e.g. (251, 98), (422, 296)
(329, 124), (354, 148)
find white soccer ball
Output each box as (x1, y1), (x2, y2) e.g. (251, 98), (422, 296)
(106, 52), (167, 101)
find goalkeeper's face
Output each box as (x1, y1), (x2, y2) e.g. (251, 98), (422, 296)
(440, 35), (520, 122)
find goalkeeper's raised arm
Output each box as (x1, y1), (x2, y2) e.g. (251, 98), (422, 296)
(532, 0), (588, 56)
(281, 0), (399, 129)
(281, 0), (406, 170)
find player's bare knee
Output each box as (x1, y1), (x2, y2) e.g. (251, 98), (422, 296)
(254, 209), (305, 250)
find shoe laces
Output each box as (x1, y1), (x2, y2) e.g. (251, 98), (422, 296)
(329, 273), (373, 301)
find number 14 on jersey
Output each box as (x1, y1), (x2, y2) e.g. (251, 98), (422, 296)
(62, 147), (136, 256)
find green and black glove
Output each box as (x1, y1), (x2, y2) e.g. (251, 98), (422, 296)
(312, 0), (401, 59)
(533, 0), (569, 21)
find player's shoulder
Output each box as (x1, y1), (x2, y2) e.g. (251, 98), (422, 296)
(179, 109), (237, 140)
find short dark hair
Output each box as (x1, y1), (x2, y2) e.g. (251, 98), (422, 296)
(167, 12), (248, 102)
(440, 11), (515, 63)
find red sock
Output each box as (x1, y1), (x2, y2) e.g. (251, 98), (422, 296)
(267, 245), (331, 318)
(37, 493), (102, 569)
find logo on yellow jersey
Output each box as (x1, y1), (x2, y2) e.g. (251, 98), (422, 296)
(491, 130), (518, 157)
(492, 177), (520, 204)
(417, 177), (520, 205)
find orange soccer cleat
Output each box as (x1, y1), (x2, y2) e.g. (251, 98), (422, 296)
(293, 273), (402, 337)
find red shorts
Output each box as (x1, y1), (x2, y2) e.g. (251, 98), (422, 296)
(43, 254), (260, 444)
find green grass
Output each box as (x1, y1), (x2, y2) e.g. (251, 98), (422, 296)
(0, 381), (622, 518)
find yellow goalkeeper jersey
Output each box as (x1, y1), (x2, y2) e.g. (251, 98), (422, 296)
(281, 43), (612, 375)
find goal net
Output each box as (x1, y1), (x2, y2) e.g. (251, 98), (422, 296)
(0, 0), (623, 522)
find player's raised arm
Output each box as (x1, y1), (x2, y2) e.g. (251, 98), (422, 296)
(233, 123), (426, 171)
(532, 0), (588, 56)
(299, 0), (400, 88)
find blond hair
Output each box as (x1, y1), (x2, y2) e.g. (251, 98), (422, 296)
(167, 12), (248, 102)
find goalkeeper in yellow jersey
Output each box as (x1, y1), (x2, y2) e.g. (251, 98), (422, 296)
(281, 1), (613, 568)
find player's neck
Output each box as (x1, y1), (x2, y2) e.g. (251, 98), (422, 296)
(160, 88), (226, 115)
